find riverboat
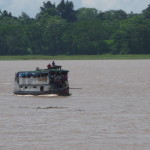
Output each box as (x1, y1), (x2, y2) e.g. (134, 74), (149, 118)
(14, 64), (70, 96)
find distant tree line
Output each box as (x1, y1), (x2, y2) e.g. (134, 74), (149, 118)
(0, 0), (150, 55)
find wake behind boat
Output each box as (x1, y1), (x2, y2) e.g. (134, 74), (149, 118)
(14, 62), (70, 96)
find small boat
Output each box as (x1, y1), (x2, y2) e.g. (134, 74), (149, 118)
(14, 63), (70, 96)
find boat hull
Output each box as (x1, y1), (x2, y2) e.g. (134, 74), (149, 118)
(14, 87), (70, 96)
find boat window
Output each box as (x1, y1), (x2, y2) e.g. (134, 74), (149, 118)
(40, 86), (44, 91)
(25, 86), (27, 89)
(33, 86), (37, 88)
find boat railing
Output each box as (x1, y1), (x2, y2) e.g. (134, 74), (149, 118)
(50, 65), (62, 70)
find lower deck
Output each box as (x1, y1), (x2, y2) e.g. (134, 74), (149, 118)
(14, 86), (70, 96)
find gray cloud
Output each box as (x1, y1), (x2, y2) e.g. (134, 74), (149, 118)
(0, 0), (149, 17)
(81, 0), (150, 13)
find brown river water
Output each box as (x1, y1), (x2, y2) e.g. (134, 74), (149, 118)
(0, 60), (150, 150)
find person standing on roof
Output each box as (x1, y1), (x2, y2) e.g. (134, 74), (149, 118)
(52, 61), (55, 66)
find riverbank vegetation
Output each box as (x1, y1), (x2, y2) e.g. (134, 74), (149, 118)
(1, 55), (150, 60)
(0, 0), (150, 56)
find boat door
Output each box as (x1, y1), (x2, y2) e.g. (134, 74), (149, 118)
(40, 86), (44, 91)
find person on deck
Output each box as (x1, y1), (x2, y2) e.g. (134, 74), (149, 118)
(47, 63), (51, 69)
(52, 61), (55, 66)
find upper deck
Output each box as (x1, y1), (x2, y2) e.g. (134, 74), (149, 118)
(15, 65), (69, 86)
(17, 65), (68, 75)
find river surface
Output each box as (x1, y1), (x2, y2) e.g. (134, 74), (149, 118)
(0, 60), (150, 150)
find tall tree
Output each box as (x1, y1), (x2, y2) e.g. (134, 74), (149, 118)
(76, 8), (98, 21)
(36, 1), (58, 19)
(143, 4), (150, 19)
(57, 0), (76, 22)
(19, 12), (31, 24)
(102, 10), (127, 20)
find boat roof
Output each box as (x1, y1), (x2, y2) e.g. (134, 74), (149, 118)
(17, 68), (69, 74)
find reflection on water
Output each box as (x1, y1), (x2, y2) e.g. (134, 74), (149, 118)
(0, 60), (150, 150)
(37, 94), (58, 97)
(16, 94), (58, 97)
(16, 94), (34, 97)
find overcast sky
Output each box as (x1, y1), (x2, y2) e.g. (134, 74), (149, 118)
(0, 0), (149, 17)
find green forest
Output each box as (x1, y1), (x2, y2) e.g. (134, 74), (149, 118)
(0, 0), (150, 55)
